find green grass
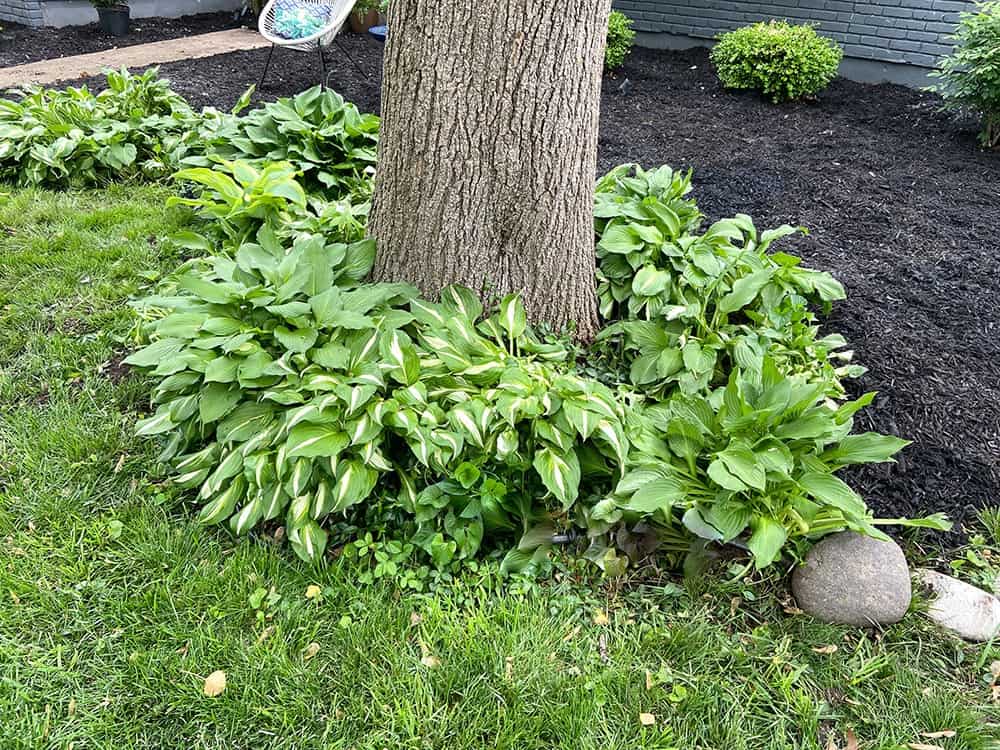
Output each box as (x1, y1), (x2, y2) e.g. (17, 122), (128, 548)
(0, 187), (998, 750)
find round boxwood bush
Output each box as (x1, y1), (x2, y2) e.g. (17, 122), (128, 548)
(605, 11), (635, 70)
(710, 21), (843, 102)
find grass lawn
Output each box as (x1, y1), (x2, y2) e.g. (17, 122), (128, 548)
(0, 186), (998, 750)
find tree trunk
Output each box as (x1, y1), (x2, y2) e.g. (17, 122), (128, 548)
(370, 0), (611, 341)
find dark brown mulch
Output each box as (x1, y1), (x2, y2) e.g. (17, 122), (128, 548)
(44, 40), (1000, 545)
(0, 11), (246, 68)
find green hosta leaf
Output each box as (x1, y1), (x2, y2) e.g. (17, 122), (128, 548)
(717, 443), (766, 491)
(230, 496), (264, 535)
(330, 459), (378, 514)
(532, 447), (581, 510)
(821, 433), (910, 465)
(498, 292), (527, 340)
(286, 425), (349, 458)
(135, 408), (175, 436)
(705, 501), (752, 541)
(622, 478), (685, 514)
(440, 285), (483, 321)
(124, 338), (185, 368)
(631, 265), (671, 296)
(273, 325), (318, 353)
(797, 472), (867, 521)
(217, 403), (273, 443)
(199, 383), (242, 424)
(717, 270), (773, 314)
(747, 516), (787, 569)
(379, 329), (420, 385)
(290, 520), (328, 562)
(199, 477), (246, 525)
(598, 223), (644, 254)
(682, 506), (723, 541)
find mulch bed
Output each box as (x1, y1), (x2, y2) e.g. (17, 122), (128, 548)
(34, 38), (1000, 545)
(0, 11), (245, 68)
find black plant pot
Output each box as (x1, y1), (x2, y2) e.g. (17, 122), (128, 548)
(97, 5), (130, 37)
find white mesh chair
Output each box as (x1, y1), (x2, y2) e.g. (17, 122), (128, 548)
(257, 0), (367, 88)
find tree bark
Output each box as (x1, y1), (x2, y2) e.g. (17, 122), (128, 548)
(370, 0), (611, 341)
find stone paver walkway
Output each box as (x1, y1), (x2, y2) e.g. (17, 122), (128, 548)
(0, 28), (270, 89)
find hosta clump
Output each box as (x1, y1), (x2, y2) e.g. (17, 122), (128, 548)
(168, 160), (369, 256)
(181, 86), (378, 201)
(126, 212), (630, 568)
(0, 68), (207, 187)
(594, 164), (862, 399)
(606, 361), (911, 568)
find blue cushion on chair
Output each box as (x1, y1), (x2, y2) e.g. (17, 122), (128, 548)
(272, 1), (331, 40)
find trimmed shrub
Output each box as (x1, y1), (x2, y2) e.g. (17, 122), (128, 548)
(930, 1), (1000, 150)
(605, 11), (635, 70)
(710, 21), (843, 102)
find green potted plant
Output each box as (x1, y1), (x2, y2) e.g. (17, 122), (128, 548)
(92, 0), (130, 36)
(349, 0), (380, 33)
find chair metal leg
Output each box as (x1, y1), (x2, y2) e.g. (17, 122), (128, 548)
(258, 44), (275, 90)
(335, 37), (369, 80)
(317, 44), (328, 88)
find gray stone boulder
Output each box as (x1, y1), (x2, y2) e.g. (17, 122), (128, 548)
(916, 569), (1000, 642)
(791, 531), (911, 626)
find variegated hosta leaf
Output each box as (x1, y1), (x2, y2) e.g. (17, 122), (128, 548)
(532, 447), (581, 511)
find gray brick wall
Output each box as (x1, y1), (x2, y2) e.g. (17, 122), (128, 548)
(0, 0), (43, 26)
(613, 0), (975, 68)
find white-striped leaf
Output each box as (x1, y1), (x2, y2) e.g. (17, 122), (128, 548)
(532, 447), (581, 510)
(498, 293), (527, 340)
(331, 459), (378, 513)
(287, 425), (348, 458)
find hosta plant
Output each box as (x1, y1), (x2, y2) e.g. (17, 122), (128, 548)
(593, 164), (861, 400)
(127, 161), (947, 574)
(181, 86), (379, 200)
(127, 184), (630, 568)
(0, 68), (200, 187)
(605, 361), (924, 569)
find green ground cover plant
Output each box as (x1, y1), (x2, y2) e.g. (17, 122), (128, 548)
(931, 0), (1000, 149)
(710, 21), (843, 102)
(0, 187), (997, 747)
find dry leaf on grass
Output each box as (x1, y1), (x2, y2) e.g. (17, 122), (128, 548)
(419, 641), (440, 668)
(410, 612), (422, 626)
(593, 610), (609, 626)
(303, 642), (320, 660)
(812, 645), (838, 655)
(920, 731), (956, 739)
(305, 584), (322, 600)
(203, 670), (226, 697)
(645, 670), (653, 691)
(638, 712), (656, 726)
(562, 624), (581, 642)
(907, 743), (945, 750)
(846, 729), (858, 750)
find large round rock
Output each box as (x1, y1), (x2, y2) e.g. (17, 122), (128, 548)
(791, 531), (911, 626)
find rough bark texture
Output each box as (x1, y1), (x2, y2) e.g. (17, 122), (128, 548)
(370, 0), (611, 341)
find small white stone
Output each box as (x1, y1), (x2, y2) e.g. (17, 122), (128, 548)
(916, 569), (1000, 642)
